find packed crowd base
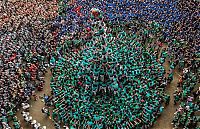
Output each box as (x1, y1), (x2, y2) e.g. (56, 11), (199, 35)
(0, 0), (200, 129)
(50, 20), (168, 129)
(0, 0), (58, 31)
(0, 20), (52, 129)
(0, 0), (58, 128)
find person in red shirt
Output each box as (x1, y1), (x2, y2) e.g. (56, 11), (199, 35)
(9, 52), (17, 62)
(74, 5), (82, 17)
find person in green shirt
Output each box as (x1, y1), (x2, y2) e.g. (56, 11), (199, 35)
(168, 72), (174, 83)
(164, 94), (170, 105)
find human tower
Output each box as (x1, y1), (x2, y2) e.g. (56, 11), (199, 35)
(50, 8), (167, 129)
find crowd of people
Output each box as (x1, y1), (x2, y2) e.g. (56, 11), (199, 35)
(48, 5), (181, 128)
(0, 22), (52, 128)
(0, 0), (199, 129)
(0, 0), (58, 31)
(50, 18), (169, 129)
(21, 102), (47, 129)
(55, 0), (188, 39)
(51, 0), (199, 128)
(165, 1), (199, 129)
(0, 0), (58, 128)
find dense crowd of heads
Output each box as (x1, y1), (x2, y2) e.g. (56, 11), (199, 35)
(0, 21), (53, 129)
(56, 0), (181, 31)
(50, 20), (168, 128)
(0, 0), (58, 31)
(0, 0), (199, 129)
(0, 0), (58, 128)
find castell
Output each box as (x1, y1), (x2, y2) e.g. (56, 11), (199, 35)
(0, 0), (199, 129)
